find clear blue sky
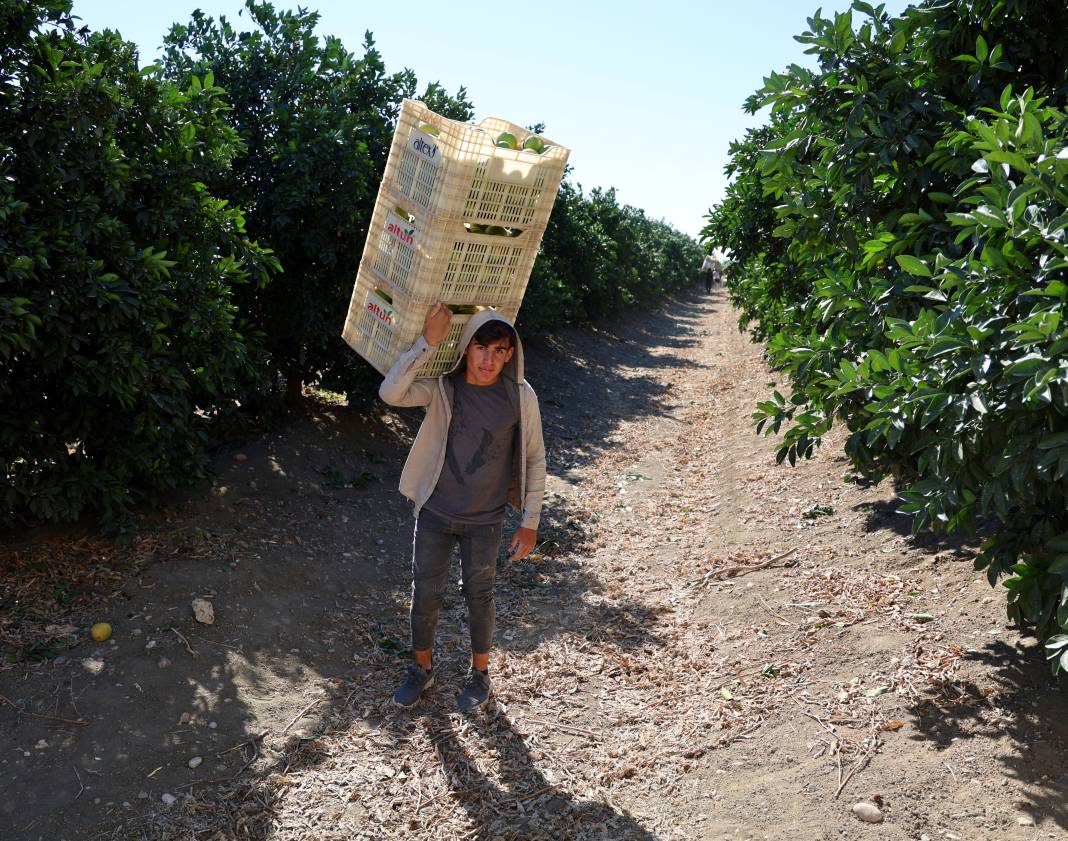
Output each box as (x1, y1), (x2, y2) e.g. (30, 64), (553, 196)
(72, 0), (910, 239)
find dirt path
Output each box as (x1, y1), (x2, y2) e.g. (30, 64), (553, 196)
(4, 287), (1068, 840)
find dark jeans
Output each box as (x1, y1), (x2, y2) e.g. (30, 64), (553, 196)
(410, 508), (503, 655)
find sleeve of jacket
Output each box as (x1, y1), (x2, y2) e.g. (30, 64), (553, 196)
(521, 385), (547, 530)
(378, 336), (438, 407)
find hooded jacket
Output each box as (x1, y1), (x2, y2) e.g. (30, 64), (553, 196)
(378, 309), (546, 530)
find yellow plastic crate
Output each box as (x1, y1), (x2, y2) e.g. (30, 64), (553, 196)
(342, 272), (518, 378)
(365, 194), (537, 308)
(383, 99), (569, 230)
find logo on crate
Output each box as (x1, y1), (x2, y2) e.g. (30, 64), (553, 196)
(366, 290), (394, 326)
(408, 129), (441, 169)
(385, 211), (418, 248)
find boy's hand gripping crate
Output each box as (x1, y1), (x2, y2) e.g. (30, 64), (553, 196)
(343, 99), (569, 378)
(345, 272), (518, 378)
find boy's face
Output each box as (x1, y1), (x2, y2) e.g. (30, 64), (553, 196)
(464, 336), (514, 386)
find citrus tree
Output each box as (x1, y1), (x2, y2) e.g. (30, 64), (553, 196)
(703, 0), (1068, 667)
(1, 1), (277, 528)
(524, 182), (703, 331)
(160, 1), (474, 401)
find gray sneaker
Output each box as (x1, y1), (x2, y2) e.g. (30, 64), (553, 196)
(457, 668), (491, 711)
(392, 664), (433, 707)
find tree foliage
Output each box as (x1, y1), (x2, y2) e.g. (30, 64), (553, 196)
(524, 182), (702, 332)
(3, 0), (702, 530)
(702, 0), (1068, 667)
(1, 1), (277, 528)
(159, 1), (474, 400)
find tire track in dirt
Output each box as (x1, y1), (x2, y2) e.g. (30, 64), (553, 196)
(530, 286), (1068, 841)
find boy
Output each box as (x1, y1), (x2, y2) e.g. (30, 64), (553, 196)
(379, 304), (546, 710)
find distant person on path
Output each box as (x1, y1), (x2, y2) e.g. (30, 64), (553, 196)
(701, 254), (722, 293)
(379, 304), (546, 711)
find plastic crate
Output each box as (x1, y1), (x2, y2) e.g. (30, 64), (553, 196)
(342, 272), (518, 378)
(383, 99), (569, 230)
(364, 196), (539, 308)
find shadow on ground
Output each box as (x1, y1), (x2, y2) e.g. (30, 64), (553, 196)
(856, 498), (981, 557)
(901, 635), (1068, 831)
(2, 287), (712, 840)
(526, 288), (712, 475)
(419, 703), (659, 840)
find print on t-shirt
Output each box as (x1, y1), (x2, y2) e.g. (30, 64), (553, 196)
(426, 377), (518, 525)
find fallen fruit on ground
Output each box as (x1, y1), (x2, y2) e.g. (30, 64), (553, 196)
(90, 622), (112, 642)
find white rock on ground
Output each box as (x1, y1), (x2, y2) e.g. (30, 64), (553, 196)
(852, 802), (884, 823)
(191, 598), (215, 625)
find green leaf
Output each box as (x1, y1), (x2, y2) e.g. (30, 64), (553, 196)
(895, 255), (932, 277)
(1038, 431), (1068, 450)
(999, 83), (1013, 111)
(972, 205), (1006, 228)
(1048, 555), (1068, 577)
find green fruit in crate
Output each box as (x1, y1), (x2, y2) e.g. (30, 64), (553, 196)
(521, 135), (545, 153)
(486, 225), (507, 236)
(495, 132), (518, 149)
(467, 223), (486, 234)
(418, 123), (440, 136)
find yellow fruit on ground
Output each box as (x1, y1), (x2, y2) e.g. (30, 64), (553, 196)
(90, 622), (112, 642)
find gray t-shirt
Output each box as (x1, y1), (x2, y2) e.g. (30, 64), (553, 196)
(425, 376), (519, 525)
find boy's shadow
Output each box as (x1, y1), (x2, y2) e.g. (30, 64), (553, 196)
(424, 702), (659, 841)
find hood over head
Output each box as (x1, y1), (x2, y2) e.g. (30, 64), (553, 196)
(445, 308), (525, 384)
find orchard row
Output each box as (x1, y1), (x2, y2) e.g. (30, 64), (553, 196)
(703, 0), (1068, 670)
(1, 1), (701, 529)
